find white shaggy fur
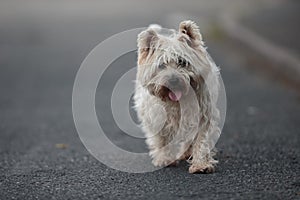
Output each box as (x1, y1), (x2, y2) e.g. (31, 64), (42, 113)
(134, 20), (221, 173)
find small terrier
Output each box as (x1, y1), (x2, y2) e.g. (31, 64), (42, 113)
(134, 21), (221, 173)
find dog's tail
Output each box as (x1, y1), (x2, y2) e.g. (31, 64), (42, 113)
(148, 24), (176, 36)
(148, 24), (162, 31)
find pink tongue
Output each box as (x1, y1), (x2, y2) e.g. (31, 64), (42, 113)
(168, 91), (182, 101)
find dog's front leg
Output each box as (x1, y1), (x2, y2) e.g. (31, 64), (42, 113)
(189, 130), (218, 174)
(146, 134), (178, 167)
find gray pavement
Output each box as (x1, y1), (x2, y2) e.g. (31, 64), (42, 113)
(0, 0), (299, 199)
(242, 0), (300, 55)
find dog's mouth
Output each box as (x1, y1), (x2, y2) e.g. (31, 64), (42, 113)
(147, 83), (185, 102)
(189, 76), (198, 90)
(168, 90), (182, 101)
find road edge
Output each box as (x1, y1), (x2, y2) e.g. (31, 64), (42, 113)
(219, 13), (300, 88)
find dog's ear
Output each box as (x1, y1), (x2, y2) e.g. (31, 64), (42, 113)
(179, 20), (203, 47)
(137, 27), (159, 64)
(137, 28), (159, 53)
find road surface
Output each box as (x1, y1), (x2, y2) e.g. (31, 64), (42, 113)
(0, 0), (299, 199)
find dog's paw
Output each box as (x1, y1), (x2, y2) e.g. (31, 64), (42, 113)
(179, 152), (192, 161)
(189, 163), (215, 174)
(152, 157), (176, 167)
(167, 160), (179, 167)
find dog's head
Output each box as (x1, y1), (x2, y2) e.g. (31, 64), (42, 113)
(137, 20), (213, 102)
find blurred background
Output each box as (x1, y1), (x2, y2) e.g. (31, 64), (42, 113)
(0, 0), (299, 199)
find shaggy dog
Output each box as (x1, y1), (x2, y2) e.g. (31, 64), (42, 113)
(134, 20), (221, 173)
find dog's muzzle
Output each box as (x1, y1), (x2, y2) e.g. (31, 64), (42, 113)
(164, 76), (188, 101)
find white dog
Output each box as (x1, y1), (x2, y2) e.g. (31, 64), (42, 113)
(134, 20), (221, 173)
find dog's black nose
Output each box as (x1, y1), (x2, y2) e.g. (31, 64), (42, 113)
(169, 77), (179, 85)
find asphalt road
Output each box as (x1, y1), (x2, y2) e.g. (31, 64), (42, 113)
(0, 0), (299, 199)
(242, 0), (300, 55)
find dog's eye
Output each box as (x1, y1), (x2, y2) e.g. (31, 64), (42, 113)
(158, 64), (166, 69)
(178, 58), (189, 67)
